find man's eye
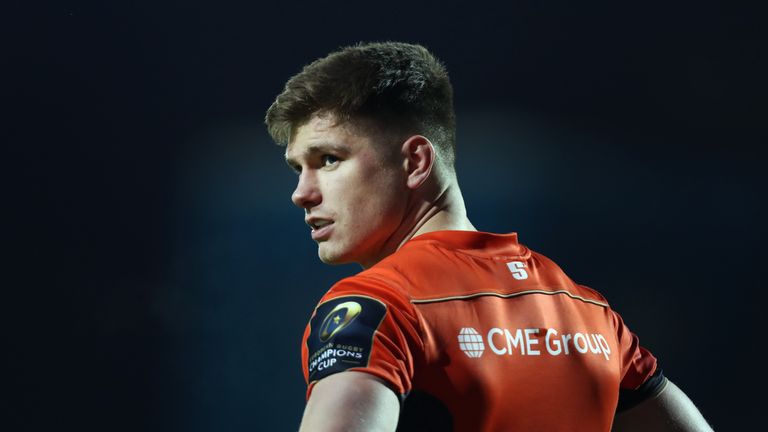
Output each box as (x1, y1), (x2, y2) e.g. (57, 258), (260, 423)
(321, 155), (340, 167)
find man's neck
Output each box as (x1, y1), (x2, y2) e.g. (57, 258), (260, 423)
(360, 181), (476, 269)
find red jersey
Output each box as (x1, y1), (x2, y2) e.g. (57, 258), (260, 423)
(301, 231), (659, 431)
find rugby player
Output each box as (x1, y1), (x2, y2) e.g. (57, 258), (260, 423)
(265, 41), (712, 431)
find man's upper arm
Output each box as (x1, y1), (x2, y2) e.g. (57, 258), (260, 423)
(299, 371), (400, 432)
(301, 279), (422, 399)
(612, 378), (713, 432)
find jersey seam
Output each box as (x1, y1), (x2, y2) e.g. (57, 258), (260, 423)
(410, 288), (610, 308)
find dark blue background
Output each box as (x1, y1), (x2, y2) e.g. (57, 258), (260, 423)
(7, 0), (765, 430)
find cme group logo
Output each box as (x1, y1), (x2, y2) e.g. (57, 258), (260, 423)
(457, 327), (485, 358)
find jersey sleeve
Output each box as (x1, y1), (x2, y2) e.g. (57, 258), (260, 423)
(300, 275), (423, 401)
(612, 309), (658, 390)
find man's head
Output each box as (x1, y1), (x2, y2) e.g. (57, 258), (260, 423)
(265, 41), (456, 172)
(266, 42), (457, 267)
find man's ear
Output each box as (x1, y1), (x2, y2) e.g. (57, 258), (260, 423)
(401, 135), (436, 190)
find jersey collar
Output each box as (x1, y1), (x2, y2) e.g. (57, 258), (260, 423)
(405, 230), (528, 258)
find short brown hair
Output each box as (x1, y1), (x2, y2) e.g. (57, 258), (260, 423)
(265, 42), (456, 167)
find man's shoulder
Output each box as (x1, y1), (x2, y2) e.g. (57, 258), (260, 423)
(527, 250), (612, 306)
(323, 232), (611, 308)
(320, 269), (413, 310)
(366, 239), (456, 288)
(321, 242), (447, 303)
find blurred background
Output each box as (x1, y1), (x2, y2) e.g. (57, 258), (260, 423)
(6, 0), (765, 430)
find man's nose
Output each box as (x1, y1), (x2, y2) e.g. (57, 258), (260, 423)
(291, 171), (322, 209)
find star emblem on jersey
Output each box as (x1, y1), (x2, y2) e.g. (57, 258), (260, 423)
(458, 327), (485, 358)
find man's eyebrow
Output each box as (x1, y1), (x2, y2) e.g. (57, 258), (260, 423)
(285, 143), (349, 165)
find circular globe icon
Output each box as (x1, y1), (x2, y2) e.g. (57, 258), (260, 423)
(457, 327), (484, 358)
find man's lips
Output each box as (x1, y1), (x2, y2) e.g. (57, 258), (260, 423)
(306, 218), (334, 241)
(310, 221), (334, 241)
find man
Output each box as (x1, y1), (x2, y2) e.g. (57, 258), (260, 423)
(265, 42), (712, 431)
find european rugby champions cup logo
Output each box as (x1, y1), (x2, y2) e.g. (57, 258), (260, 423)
(319, 301), (362, 342)
(458, 327), (485, 358)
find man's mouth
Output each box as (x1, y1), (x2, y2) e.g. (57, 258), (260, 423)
(307, 218), (334, 241)
(309, 220), (333, 230)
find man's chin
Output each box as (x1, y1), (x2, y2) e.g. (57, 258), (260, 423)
(317, 243), (362, 266)
(317, 246), (350, 266)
